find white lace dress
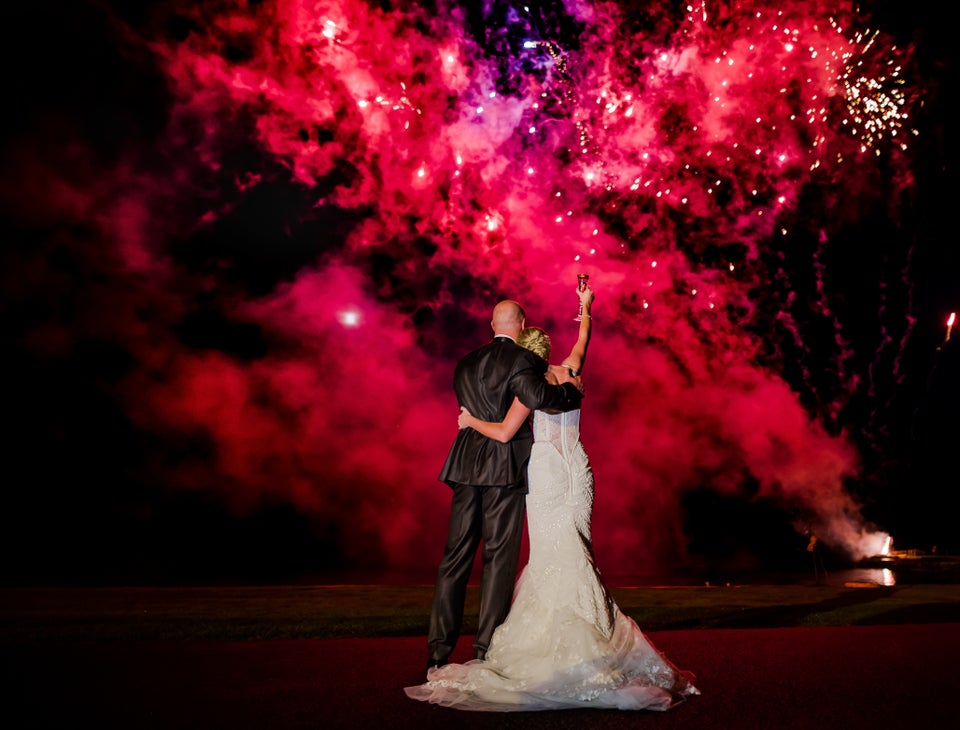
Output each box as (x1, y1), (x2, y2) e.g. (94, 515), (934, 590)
(404, 409), (700, 711)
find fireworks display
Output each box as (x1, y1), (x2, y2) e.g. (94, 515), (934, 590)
(1, 0), (953, 580)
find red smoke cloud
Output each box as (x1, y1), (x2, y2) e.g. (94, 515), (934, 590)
(4, 0), (937, 578)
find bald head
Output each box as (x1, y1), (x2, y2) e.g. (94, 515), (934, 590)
(491, 300), (526, 338)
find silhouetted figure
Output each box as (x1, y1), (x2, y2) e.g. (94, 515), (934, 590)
(807, 533), (828, 584)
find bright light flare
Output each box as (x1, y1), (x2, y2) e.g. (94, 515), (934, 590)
(337, 308), (362, 327)
(860, 531), (893, 558)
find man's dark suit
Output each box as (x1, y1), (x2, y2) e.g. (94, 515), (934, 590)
(428, 335), (583, 667)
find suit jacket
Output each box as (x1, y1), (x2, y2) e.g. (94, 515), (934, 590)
(438, 336), (583, 491)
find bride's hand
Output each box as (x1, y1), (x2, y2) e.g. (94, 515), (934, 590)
(578, 284), (595, 308)
(458, 406), (473, 430)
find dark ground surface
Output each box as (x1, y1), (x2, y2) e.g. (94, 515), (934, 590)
(6, 625), (958, 729)
(3, 579), (959, 729)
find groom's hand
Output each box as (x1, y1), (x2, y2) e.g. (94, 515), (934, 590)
(560, 369), (584, 394)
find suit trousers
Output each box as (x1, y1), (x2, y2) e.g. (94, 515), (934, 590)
(427, 483), (526, 663)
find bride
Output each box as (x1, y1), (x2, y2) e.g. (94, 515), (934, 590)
(405, 283), (699, 711)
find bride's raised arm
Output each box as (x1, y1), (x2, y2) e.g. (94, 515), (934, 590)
(559, 284), (594, 377)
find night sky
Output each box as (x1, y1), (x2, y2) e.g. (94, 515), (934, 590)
(1, 0), (955, 586)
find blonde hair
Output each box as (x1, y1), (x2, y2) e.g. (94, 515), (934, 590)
(518, 326), (551, 360)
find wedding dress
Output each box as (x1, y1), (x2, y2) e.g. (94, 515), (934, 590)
(405, 409), (699, 711)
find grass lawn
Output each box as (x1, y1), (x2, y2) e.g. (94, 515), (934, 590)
(2, 582), (958, 642)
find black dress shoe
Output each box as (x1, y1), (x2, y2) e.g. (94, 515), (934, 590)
(426, 658), (448, 672)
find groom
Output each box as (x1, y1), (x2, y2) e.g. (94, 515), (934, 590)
(426, 299), (583, 673)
